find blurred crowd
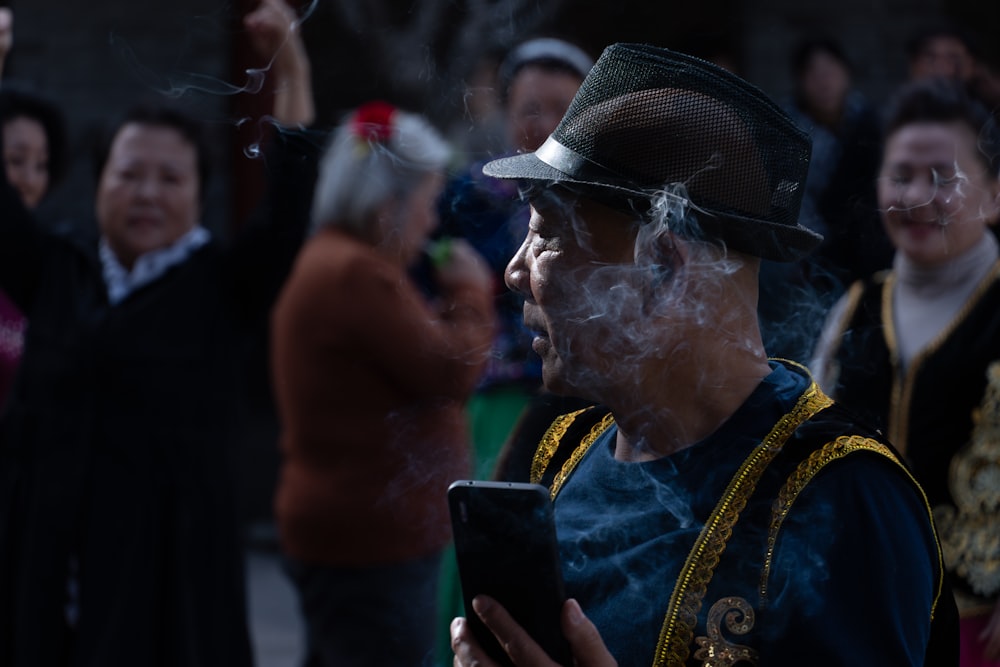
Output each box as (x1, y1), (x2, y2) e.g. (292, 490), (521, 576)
(1, 2), (1000, 666)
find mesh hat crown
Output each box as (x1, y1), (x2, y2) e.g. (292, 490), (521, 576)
(483, 43), (821, 262)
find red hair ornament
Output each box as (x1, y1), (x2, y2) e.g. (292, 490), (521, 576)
(351, 101), (396, 143)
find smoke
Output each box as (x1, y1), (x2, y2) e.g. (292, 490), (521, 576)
(512, 182), (768, 443)
(880, 163), (973, 227)
(108, 31), (268, 98)
(107, 0), (320, 159)
(110, 1), (318, 99)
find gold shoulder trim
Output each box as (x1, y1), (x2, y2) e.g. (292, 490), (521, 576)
(549, 412), (616, 499)
(652, 381), (833, 667)
(760, 435), (898, 599)
(529, 407), (592, 485)
(759, 435), (944, 622)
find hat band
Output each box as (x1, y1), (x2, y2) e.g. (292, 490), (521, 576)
(535, 136), (639, 191)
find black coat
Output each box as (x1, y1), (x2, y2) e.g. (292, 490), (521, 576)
(0, 127), (318, 666)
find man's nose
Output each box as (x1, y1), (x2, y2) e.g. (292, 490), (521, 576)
(505, 239), (529, 295)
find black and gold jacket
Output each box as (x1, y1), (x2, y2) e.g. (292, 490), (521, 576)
(531, 362), (956, 666)
(830, 267), (1000, 615)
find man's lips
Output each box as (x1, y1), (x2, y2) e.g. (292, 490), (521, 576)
(531, 334), (551, 355)
(523, 315), (548, 338)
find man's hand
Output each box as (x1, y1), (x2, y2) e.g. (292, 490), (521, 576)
(451, 596), (618, 667)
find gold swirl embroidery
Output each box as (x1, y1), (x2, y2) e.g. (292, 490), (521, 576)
(693, 597), (760, 666)
(529, 407), (591, 485)
(549, 412), (616, 498)
(935, 360), (1000, 601)
(652, 379), (833, 667)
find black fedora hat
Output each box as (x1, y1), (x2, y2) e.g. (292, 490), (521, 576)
(483, 43), (821, 262)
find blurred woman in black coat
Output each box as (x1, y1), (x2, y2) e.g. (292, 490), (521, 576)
(0, 1), (317, 664)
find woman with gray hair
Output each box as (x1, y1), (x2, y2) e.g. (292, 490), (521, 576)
(270, 101), (495, 666)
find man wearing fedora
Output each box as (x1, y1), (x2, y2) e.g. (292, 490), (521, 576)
(450, 43), (957, 666)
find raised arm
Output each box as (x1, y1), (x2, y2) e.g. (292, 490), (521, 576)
(243, 0), (315, 127)
(0, 8), (11, 82)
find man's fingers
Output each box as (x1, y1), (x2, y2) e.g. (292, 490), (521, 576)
(562, 600), (618, 667)
(452, 616), (503, 667)
(474, 595), (558, 666)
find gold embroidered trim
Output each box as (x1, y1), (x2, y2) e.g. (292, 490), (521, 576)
(887, 261), (1000, 454)
(693, 597), (760, 666)
(529, 407), (591, 485)
(549, 412), (616, 499)
(758, 435), (945, 622)
(935, 360), (1000, 599)
(652, 380), (833, 667)
(760, 436), (898, 599)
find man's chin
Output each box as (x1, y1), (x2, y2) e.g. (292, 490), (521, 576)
(541, 364), (589, 402)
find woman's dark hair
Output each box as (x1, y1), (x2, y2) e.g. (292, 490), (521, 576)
(0, 85), (69, 185)
(94, 104), (212, 202)
(884, 77), (1000, 175)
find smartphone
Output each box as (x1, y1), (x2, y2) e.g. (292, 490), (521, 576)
(447, 480), (572, 666)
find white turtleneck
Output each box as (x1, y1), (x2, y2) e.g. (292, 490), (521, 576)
(893, 232), (999, 371)
(810, 232), (1000, 390)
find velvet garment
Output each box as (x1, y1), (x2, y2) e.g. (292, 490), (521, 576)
(539, 362), (956, 666)
(823, 255), (1000, 620)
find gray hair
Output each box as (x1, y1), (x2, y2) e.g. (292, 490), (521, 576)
(311, 106), (451, 236)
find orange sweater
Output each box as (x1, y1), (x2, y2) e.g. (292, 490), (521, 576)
(271, 228), (494, 565)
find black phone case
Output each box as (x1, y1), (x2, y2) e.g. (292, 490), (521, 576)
(447, 480), (572, 666)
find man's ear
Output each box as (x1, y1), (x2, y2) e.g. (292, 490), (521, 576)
(639, 230), (688, 314)
(648, 229), (688, 273)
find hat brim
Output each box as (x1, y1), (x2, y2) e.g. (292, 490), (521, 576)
(483, 153), (822, 263)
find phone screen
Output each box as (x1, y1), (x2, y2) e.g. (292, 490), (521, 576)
(447, 480), (571, 666)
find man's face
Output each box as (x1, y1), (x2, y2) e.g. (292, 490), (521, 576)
(505, 191), (644, 398)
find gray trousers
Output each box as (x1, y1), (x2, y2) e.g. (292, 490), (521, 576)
(284, 551), (443, 667)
